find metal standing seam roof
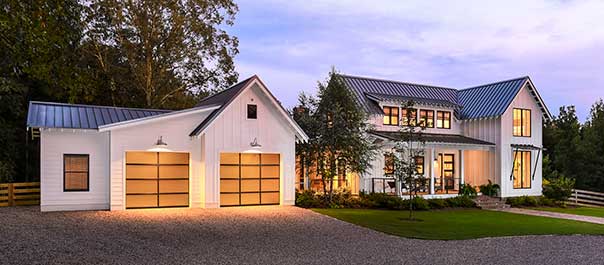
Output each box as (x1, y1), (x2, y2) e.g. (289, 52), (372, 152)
(27, 101), (172, 129)
(370, 131), (495, 146)
(338, 74), (459, 115)
(340, 74), (549, 121)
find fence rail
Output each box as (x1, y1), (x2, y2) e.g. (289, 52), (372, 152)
(567, 189), (604, 207)
(0, 182), (40, 207)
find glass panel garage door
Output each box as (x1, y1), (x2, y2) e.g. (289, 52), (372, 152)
(220, 153), (280, 206)
(125, 152), (189, 209)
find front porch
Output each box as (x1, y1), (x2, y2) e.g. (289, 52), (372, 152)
(369, 132), (497, 198)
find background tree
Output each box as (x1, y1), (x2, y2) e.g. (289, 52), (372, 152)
(84, 0), (239, 109)
(544, 106), (583, 181)
(579, 100), (604, 191)
(298, 69), (376, 199)
(0, 0), (85, 182)
(293, 93), (320, 190)
(384, 101), (426, 219)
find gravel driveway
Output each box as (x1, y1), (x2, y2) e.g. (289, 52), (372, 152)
(1, 206), (603, 265)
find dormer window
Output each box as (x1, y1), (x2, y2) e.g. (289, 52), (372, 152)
(436, 111), (451, 129)
(513, 108), (531, 137)
(247, 104), (257, 119)
(419, 110), (434, 128)
(383, 106), (399, 125)
(402, 108), (417, 126)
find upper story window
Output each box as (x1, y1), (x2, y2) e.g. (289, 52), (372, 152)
(247, 104), (257, 119)
(513, 108), (531, 137)
(436, 111), (451, 129)
(401, 108), (417, 126)
(64, 154), (89, 192)
(419, 110), (434, 128)
(383, 106), (399, 125)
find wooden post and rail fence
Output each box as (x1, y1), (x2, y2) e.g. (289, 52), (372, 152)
(566, 189), (604, 207)
(0, 182), (40, 207)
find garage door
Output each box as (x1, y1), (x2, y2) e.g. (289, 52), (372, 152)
(125, 152), (189, 209)
(220, 153), (280, 206)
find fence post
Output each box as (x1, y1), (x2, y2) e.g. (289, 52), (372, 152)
(8, 183), (14, 207)
(574, 189), (578, 204)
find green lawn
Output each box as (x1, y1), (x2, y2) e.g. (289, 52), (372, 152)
(531, 206), (604, 218)
(313, 208), (604, 240)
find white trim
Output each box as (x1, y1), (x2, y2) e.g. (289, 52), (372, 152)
(98, 104), (221, 132)
(41, 203), (110, 212)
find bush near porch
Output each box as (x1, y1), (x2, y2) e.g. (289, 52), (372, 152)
(295, 190), (476, 210)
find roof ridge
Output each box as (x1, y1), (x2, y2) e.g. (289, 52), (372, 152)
(196, 75), (256, 105)
(29, 101), (172, 112)
(338, 74), (458, 91)
(460, 76), (529, 91)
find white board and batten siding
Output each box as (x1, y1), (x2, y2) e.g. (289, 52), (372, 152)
(499, 84), (543, 197)
(461, 118), (501, 188)
(202, 82), (297, 208)
(108, 111), (211, 210)
(40, 129), (110, 211)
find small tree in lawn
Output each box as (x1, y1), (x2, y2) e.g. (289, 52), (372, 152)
(293, 93), (321, 191)
(384, 101), (426, 220)
(313, 68), (377, 200)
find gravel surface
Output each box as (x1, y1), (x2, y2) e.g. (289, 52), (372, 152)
(1, 206), (603, 265)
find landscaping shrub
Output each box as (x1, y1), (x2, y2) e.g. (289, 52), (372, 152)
(360, 192), (405, 209)
(543, 176), (575, 202)
(537, 196), (557, 207)
(478, 180), (500, 197)
(427, 198), (447, 209)
(445, 196), (476, 208)
(410, 197), (430, 210)
(295, 190), (323, 208)
(506, 196), (557, 207)
(458, 184), (478, 198)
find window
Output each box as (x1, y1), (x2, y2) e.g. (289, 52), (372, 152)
(436, 111), (451, 129)
(419, 110), (434, 128)
(414, 156), (424, 174)
(383, 106), (399, 125)
(401, 108), (417, 126)
(384, 154), (394, 176)
(513, 108), (531, 137)
(247, 104), (257, 119)
(513, 151), (531, 189)
(64, 154), (89, 192)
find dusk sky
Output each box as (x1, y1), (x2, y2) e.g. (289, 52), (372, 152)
(230, 0), (604, 121)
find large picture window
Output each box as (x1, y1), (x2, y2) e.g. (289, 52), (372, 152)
(419, 110), (434, 128)
(64, 154), (89, 192)
(384, 154), (394, 176)
(436, 111), (451, 129)
(401, 108), (417, 126)
(513, 151), (531, 189)
(513, 108), (531, 137)
(414, 156), (425, 174)
(383, 106), (399, 125)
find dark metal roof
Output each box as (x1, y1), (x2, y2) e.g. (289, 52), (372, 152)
(457, 77), (529, 120)
(27, 101), (171, 129)
(338, 74), (459, 115)
(370, 131), (495, 146)
(340, 74), (550, 120)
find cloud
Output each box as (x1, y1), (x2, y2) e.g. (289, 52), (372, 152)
(231, 0), (604, 120)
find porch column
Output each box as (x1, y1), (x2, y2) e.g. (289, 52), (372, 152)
(459, 150), (465, 185)
(430, 148), (435, 194)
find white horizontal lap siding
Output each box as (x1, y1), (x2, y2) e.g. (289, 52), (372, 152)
(461, 118), (501, 187)
(109, 111), (210, 210)
(40, 130), (110, 211)
(202, 83), (297, 207)
(371, 104), (462, 135)
(500, 85), (543, 197)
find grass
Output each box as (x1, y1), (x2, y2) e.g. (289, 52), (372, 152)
(530, 206), (604, 218)
(313, 208), (604, 240)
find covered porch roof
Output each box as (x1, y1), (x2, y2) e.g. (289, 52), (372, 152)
(370, 130), (495, 150)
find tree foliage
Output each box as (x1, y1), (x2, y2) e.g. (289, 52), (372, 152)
(293, 69), (377, 198)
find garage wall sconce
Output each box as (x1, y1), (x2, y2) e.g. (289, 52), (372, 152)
(154, 136), (168, 148)
(250, 137), (262, 148)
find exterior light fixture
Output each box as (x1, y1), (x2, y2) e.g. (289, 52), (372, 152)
(154, 136), (168, 148)
(250, 137), (262, 148)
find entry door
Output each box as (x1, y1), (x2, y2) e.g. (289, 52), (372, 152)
(125, 152), (189, 209)
(437, 154), (455, 190)
(220, 153), (280, 206)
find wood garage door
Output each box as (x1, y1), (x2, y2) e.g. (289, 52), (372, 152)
(125, 152), (189, 209)
(220, 153), (280, 206)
